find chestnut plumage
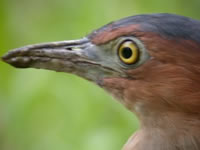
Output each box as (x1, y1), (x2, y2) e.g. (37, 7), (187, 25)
(2, 13), (200, 150)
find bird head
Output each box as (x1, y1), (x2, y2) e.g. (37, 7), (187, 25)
(2, 13), (200, 149)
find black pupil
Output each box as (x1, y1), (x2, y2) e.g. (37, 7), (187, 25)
(122, 47), (132, 59)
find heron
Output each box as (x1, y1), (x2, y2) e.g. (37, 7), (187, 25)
(2, 13), (200, 150)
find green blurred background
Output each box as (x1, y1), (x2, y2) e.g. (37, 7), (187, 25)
(0, 0), (200, 150)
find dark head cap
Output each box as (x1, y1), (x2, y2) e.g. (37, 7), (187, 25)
(88, 13), (200, 45)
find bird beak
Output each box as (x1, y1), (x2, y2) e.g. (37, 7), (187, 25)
(1, 37), (122, 84)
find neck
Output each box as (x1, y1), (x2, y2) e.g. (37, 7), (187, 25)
(123, 108), (200, 150)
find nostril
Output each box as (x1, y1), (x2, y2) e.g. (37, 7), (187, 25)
(65, 47), (73, 51)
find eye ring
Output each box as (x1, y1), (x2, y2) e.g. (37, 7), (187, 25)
(118, 40), (139, 64)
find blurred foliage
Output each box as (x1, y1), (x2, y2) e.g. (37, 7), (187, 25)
(0, 0), (200, 150)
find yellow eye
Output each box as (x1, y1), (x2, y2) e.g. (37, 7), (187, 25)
(118, 41), (139, 64)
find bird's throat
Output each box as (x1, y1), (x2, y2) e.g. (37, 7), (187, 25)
(101, 73), (200, 150)
(123, 112), (200, 150)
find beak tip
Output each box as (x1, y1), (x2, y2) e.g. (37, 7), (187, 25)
(1, 49), (14, 63)
(1, 49), (14, 60)
(1, 51), (29, 68)
(1, 53), (9, 63)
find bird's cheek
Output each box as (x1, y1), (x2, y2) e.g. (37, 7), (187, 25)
(101, 77), (130, 105)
